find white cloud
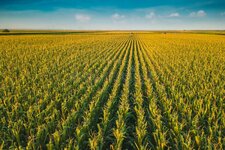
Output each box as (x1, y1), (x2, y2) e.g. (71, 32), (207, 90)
(75, 14), (91, 22)
(112, 13), (125, 19)
(145, 12), (155, 19)
(169, 13), (180, 17)
(190, 10), (206, 17)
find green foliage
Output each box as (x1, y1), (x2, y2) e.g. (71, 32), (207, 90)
(0, 33), (224, 149)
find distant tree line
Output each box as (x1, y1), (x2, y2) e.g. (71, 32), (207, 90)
(2, 29), (10, 32)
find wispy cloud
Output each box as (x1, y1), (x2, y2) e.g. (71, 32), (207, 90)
(112, 13), (125, 19)
(75, 14), (91, 22)
(1, 6), (225, 30)
(189, 10), (206, 17)
(145, 12), (155, 19)
(169, 12), (180, 17)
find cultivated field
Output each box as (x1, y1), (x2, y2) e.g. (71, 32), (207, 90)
(0, 32), (224, 149)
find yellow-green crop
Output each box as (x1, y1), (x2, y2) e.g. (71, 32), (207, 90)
(0, 32), (224, 149)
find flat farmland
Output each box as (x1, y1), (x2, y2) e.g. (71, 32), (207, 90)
(0, 32), (224, 149)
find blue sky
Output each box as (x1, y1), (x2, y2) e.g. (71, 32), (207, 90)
(0, 0), (225, 30)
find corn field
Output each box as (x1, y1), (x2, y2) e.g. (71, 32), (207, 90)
(0, 32), (225, 149)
